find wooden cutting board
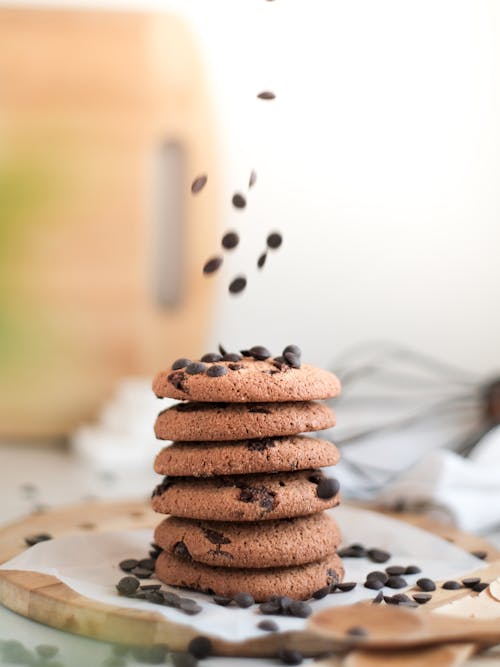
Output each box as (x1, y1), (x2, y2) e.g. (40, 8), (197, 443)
(0, 499), (498, 658)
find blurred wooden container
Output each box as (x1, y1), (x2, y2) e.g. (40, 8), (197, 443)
(0, 9), (218, 440)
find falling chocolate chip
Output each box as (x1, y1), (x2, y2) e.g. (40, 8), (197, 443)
(188, 637), (212, 660)
(186, 362), (206, 375)
(229, 276), (247, 294)
(267, 232), (282, 249)
(191, 174), (207, 194)
(249, 170), (257, 188)
(203, 256), (223, 275)
(257, 252), (267, 269)
(232, 193), (247, 209)
(222, 231), (239, 250)
(316, 477), (340, 499)
(257, 91), (276, 100)
(171, 358), (191, 370)
(201, 353), (222, 362)
(207, 365), (227, 377)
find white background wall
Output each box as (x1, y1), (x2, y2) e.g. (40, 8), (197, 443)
(8, 0), (500, 374)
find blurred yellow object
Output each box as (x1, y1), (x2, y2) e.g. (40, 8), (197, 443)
(0, 9), (218, 440)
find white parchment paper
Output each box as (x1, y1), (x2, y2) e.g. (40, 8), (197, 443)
(0, 506), (483, 642)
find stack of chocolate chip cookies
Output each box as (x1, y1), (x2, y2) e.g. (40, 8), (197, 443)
(151, 345), (344, 602)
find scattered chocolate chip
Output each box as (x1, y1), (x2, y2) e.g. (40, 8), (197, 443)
(316, 478), (340, 499)
(145, 591), (164, 605)
(283, 344), (301, 356)
(386, 575), (407, 589)
(364, 579), (384, 591)
(346, 626), (368, 637)
(372, 591), (384, 604)
(258, 619), (278, 632)
(367, 571), (389, 584)
(130, 567), (153, 579)
(367, 548), (391, 563)
(25, 533), (52, 547)
(257, 91), (276, 100)
(207, 364), (227, 377)
(473, 582), (489, 592)
(222, 352), (242, 362)
(116, 576), (140, 596)
(312, 585), (331, 599)
(249, 170), (257, 188)
(232, 193), (247, 209)
(191, 174), (207, 194)
(222, 231), (239, 250)
(337, 582), (357, 592)
(248, 345), (271, 360)
(203, 256), (223, 275)
(234, 592), (254, 608)
(279, 648), (303, 665)
(386, 565), (406, 576)
(119, 559), (139, 572)
(259, 600), (281, 614)
(471, 550), (487, 559)
(391, 593), (411, 604)
(201, 353), (222, 362)
(229, 275), (247, 294)
(267, 232), (282, 249)
(405, 565), (422, 575)
(171, 653), (197, 667)
(462, 577), (481, 588)
(442, 580), (462, 590)
(179, 598), (202, 615)
(257, 252), (267, 269)
(284, 351), (301, 368)
(172, 358), (191, 370)
(338, 544), (367, 558)
(163, 591), (181, 607)
(188, 636), (212, 659)
(139, 558), (156, 570)
(186, 362), (206, 375)
(213, 595), (232, 606)
(290, 600), (312, 618)
(413, 593), (432, 604)
(416, 578), (436, 592)
(35, 645), (59, 659)
(140, 584), (161, 591)
(277, 596), (293, 613)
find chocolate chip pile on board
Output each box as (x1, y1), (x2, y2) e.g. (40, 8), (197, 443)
(150, 345), (343, 601)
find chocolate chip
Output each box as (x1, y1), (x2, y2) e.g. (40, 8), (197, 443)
(35, 645), (59, 659)
(471, 550), (487, 560)
(25, 533), (52, 547)
(312, 585), (331, 599)
(222, 352), (242, 362)
(367, 571), (388, 584)
(246, 437), (276, 452)
(185, 362), (206, 375)
(234, 592), (254, 608)
(203, 529), (231, 545)
(283, 344), (301, 356)
(163, 591), (181, 607)
(213, 595), (232, 606)
(386, 576), (407, 589)
(171, 653), (197, 667)
(191, 174), (207, 194)
(473, 582), (489, 592)
(173, 541), (190, 559)
(145, 591), (164, 605)
(258, 619), (279, 632)
(416, 578), (436, 592)
(119, 559), (139, 572)
(188, 636), (212, 659)
(218, 343), (227, 355)
(284, 351), (301, 368)
(257, 91), (276, 100)
(442, 580), (462, 590)
(228, 362), (244, 371)
(259, 600), (281, 614)
(338, 544), (367, 558)
(249, 170), (257, 188)
(203, 256), (223, 275)
(267, 232), (282, 249)
(279, 649), (303, 665)
(172, 358), (191, 370)
(229, 276), (247, 294)
(372, 591), (384, 604)
(179, 598), (202, 615)
(249, 345), (272, 360)
(168, 371), (188, 392)
(316, 478), (340, 499)
(337, 582), (357, 592)
(346, 626), (368, 637)
(222, 231), (239, 250)
(140, 584), (161, 591)
(364, 579), (384, 591)
(276, 596), (293, 612)
(139, 558), (156, 570)
(116, 576), (140, 596)
(405, 565), (422, 575)
(413, 593), (432, 604)
(130, 567), (153, 579)
(290, 601), (312, 618)
(207, 365), (227, 377)
(201, 353), (222, 362)
(257, 252), (267, 269)
(386, 565), (406, 576)
(391, 593), (411, 604)
(462, 577), (481, 588)
(238, 485), (276, 510)
(232, 193), (247, 209)
(367, 548), (391, 563)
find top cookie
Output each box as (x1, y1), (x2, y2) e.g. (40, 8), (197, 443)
(153, 358), (340, 403)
